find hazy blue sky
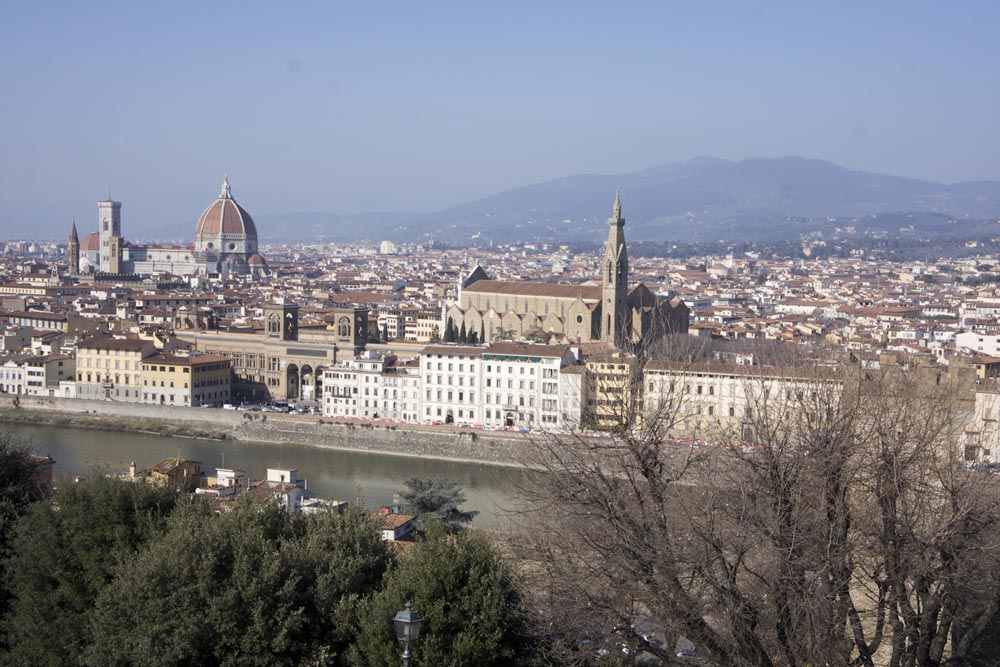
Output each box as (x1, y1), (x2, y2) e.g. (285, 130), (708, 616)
(2, 1), (998, 236)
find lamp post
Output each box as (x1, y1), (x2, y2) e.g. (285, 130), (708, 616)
(393, 600), (424, 667)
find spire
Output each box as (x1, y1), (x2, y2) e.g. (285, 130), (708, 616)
(220, 174), (232, 199)
(609, 189), (624, 225)
(69, 218), (78, 242)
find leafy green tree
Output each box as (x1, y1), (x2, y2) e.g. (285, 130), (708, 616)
(381, 322), (390, 342)
(347, 522), (534, 667)
(87, 503), (390, 667)
(3, 475), (178, 667)
(444, 317), (456, 343)
(467, 328), (478, 345)
(458, 321), (467, 343)
(397, 478), (477, 533)
(429, 325), (440, 343)
(0, 433), (48, 646)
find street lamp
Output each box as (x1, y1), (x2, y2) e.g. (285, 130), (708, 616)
(393, 600), (424, 667)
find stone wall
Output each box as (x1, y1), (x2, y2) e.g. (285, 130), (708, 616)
(0, 395), (538, 467)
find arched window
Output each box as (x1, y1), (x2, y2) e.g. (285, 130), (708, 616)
(608, 261), (614, 281)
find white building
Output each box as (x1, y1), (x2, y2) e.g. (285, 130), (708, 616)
(323, 352), (395, 419)
(419, 345), (483, 424)
(956, 331), (1000, 357)
(0, 358), (26, 395)
(480, 342), (576, 429)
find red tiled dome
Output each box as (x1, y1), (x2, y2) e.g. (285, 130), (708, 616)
(80, 232), (100, 252)
(247, 253), (267, 266)
(194, 177), (257, 239)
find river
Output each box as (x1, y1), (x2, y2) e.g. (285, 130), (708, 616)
(5, 423), (534, 529)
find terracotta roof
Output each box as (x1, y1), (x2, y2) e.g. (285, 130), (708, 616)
(76, 337), (150, 351)
(464, 279), (601, 301)
(144, 353), (230, 366)
(80, 232), (100, 252)
(421, 344), (485, 357)
(381, 513), (416, 529)
(484, 342), (570, 358)
(195, 180), (257, 239)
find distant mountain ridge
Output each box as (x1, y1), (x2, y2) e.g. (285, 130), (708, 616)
(400, 156), (1000, 244)
(7, 156), (1000, 244)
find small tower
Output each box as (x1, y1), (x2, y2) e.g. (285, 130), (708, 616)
(264, 301), (299, 341)
(108, 235), (123, 274)
(601, 190), (629, 346)
(67, 219), (80, 277)
(98, 195), (122, 273)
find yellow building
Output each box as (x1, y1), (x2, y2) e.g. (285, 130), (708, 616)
(584, 352), (640, 431)
(75, 337), (157, 402)
(140, 353), (231, 407)
(143, 458), (204, 493)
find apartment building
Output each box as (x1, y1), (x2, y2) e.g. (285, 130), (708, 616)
(0, 358), (25, 395)
(140, 353), (231, 407)
(0, 326), (34, 354)
(480, 343), (576, 428)
(584, 353), (640, 430)
(24, 354), (75, 397)
(322, 353), (393, 419)
(956, 331), (1000, 357)
(378, 360), (420, 422)
(419, 345), (483, 423)
(642, 361), (840, 438)
(75, 337), (157, 401)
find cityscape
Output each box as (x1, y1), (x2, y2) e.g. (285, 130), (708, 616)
(3, 3), (1000, 667)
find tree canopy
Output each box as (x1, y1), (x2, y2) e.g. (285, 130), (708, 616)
(3, 474), (179, 667)
(397, 478), (477, 533)
(348, 522), (533, 667)
(87, 502), (389, 667)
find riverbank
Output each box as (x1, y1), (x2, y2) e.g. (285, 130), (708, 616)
(0, 396), (540, 468)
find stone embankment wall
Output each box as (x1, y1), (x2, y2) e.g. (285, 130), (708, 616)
(0, 395), (539, 467)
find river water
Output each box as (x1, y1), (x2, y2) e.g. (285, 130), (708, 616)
(5, 423), (534, 528)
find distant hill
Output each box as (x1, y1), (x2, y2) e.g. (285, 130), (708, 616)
(9, 156), (1000, 244)
(401, 156), (1000, 244)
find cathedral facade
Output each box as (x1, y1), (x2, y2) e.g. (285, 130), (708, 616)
(445, 193), (688, 349)
(68, 177), (267, 279)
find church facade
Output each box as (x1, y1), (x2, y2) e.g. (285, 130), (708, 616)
(444, 193), (688, 349)
(68, 177), (267, 279)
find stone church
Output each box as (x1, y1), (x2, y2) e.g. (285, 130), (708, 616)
(445, 193), (688, 348)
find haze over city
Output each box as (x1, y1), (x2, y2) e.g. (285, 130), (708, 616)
(2, 1), (1000, 237)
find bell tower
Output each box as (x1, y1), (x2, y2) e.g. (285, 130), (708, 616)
(98, 196), (121, 273)
(264, 302), (299, 341)
(67, 220), (80, 277)
(601, 190), (629, 346)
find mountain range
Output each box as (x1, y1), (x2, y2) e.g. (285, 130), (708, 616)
(10, 156), (1000, 244)
(252, 156), (1000, 244)
(361, 156), (1000, 244)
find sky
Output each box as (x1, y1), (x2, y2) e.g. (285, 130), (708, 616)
(1, 1), (999, 237)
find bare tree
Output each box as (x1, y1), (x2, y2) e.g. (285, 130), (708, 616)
(512, 351), (1000, 666)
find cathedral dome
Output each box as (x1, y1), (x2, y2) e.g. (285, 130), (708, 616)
(194, 176), (258, 240)
(80, 232), (100, 252)
(247, 253), (267, 266)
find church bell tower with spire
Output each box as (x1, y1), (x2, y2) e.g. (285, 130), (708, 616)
(67, 219), (80, 277)
(601, 190), (629, 346)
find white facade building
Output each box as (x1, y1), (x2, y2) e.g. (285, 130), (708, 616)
(419, 345), (483, 424)
(957, 331), (1000, 357)
(480, 343), (576, 429)
(0, 359), (25, 395)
